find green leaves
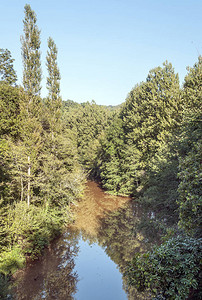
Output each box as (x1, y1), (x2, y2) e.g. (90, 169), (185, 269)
(126, 236), (202, 299)
(63, 100), (114, 175)
(103, 57), (201, 299)
(46, 37), (61, 104)
(177, 56), (202, 237)
(0, 83), (21, 137)
(0, 201), (71, 277)
(0, 4), (85, 283)
(0, 48), (17, 85)
(0, 246), (25, 276)
(98, 61), (181, 195)
(21, 4), (42, 96)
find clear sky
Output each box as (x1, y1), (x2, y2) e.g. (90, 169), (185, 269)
(1, 0), (201, 106)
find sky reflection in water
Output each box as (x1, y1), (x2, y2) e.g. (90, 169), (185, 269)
(74, 238), (127, 300)
(14, 181), (150, 299)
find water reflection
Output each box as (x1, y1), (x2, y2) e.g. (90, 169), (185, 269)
(70, 181), (151, 299)
(14, 182), (153, 299)
(74, 238), (127, 300)
(96, 203), (151, 299)
(70, 181), (131, 237)
(13, 232), (79, 300)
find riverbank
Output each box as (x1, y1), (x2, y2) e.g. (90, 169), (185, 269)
(0, 194), (82, 298)
(10, 181), (153, 299)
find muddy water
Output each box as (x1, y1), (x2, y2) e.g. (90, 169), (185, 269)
(13, 181), (150, 300)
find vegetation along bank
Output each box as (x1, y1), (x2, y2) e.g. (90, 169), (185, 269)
(0, 4), (201, 299)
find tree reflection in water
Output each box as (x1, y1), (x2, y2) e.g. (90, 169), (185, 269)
(70, 181), (153, 299)
(13, 232), (79, 300)
(14, 181), (157, 299)
(96, 203), (152, 299)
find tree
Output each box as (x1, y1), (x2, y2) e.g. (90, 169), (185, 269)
(177, 56), (202, 237)
(0, 5), (86, 291)
(46, 37), (61, 104)
(0, 84), (22, 206)
(0, 84), (42, 206)
(63, 101), (114, 174)
(126, 57), (202, 300)
(121, 61), (181, 164)
(138, 141), (179, 226)
(19, 96), (43, 206)
(20, 4), (44, 206)
(0, 83), (20, 138)
(0, 49), (17, 85)
(98, 116), (125, 193)
(46, 37), (62, 135)
(98, 62), (181, 195)
(21, 4), (42, 97)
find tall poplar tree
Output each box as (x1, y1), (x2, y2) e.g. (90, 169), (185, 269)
(20, 4), (43, 206)
(41, 37), (65, 205)
(46, 37), (62, 134)
(21, 4), (42, 97)
(46, 37), (61, 103)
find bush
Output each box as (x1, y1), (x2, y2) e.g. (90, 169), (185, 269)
(0, 246), (25, 276)
(126, 236), (202, 299)
(7, 202), (70, 259)
(0, 201), (72, 298)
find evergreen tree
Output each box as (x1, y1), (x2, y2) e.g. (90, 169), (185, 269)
(99, 62), (181, 195)
(177, 56), (202, 237)
(126, 57), (202, 299)
(121, 61), (181, 163)
(21, 4), (42, 97)
(0, 49), (17, 85)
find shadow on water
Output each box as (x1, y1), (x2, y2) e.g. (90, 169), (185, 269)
(13, 181), (156, 299)
(12, 231), (79, 300)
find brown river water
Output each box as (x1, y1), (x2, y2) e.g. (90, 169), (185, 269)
(12, 181), (152, 300)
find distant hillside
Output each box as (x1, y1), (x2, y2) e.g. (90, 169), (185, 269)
(62, 99), (123, 111)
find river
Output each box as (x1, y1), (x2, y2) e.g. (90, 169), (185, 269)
(12, 181), (152, 299)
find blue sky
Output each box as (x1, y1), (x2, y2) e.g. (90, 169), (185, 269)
(1, 0), (201, 105)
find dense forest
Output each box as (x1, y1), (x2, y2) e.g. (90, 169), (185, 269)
(0, 4), (201, 300)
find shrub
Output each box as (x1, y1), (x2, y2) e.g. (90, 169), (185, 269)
(0, 246), (25, 275)
(126, 236), (202, 299)
(7, 202), (70, 259)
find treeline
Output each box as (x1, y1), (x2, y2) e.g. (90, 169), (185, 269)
(96, 59), (201, 299)
(0, 5), (84, 296)
(62, 100), (119, 174)
(0, 3), (201, 299)
(53, 57), (201, 298)
(64, 58), (202, 299)
(71, 59), (201, 238)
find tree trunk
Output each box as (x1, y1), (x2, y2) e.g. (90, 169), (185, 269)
(27, 156), (30, 207)
(20, 172), (24, 201)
